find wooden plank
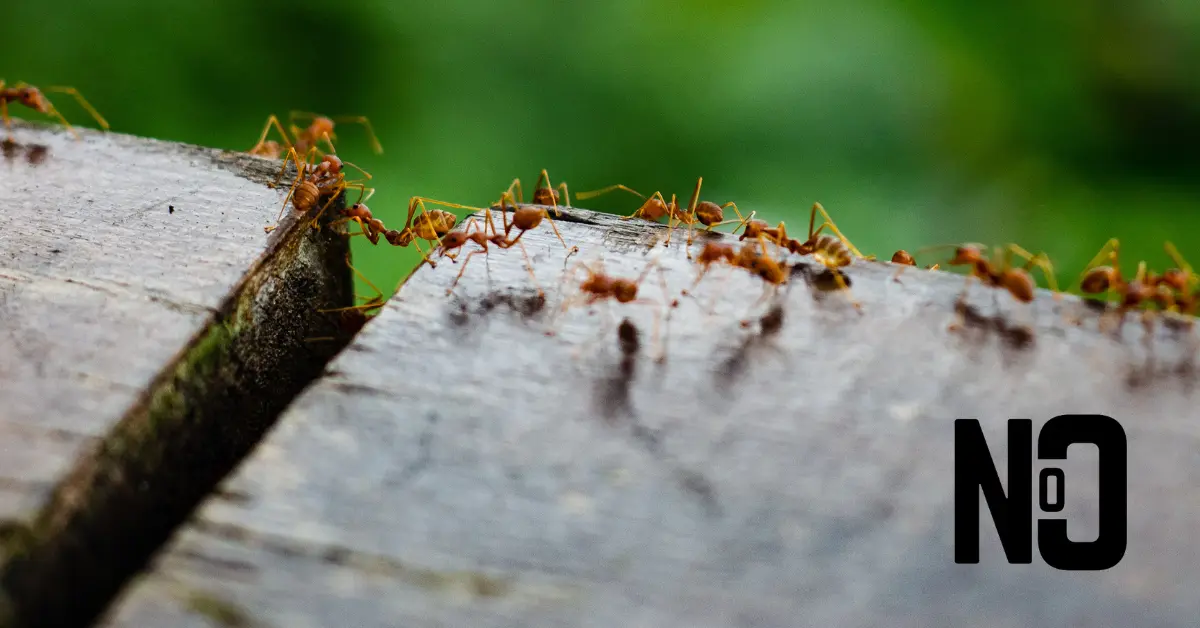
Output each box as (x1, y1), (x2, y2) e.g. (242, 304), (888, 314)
(105, 206), (1200, 627)
(0, 122), (356, 627)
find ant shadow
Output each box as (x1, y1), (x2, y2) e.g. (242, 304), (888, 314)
(1, 139), (49, 165)
(444, 287), (548, 335)
(948, 297), (1036, 370)
(790, 262), (861, 316)
(711, 302), (789, 399)
(589, 317), (723, 517)
(1073, 299), (1199, 393)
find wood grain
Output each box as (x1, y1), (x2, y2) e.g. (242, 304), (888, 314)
(0, 122), (355, 627)
(105, 205), (1200, 627)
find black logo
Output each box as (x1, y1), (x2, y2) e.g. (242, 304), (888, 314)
(954, 415), (1127, 570)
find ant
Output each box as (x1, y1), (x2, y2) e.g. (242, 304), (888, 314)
(921, 243), (1058, 328)
(493, 187), (578, 256)
(577, 177), (744, 255)
(1076, 238), (1187, 330)
(434, 211), (542, 296)
(266, 147), (374, 233)
(889, 249), (940, 282)
(737, 203), (864, 311)
(1163, 241), (1200, 319)
(684, 240), (791, 323)
(249, 111), (382, 159)
(497, 169), (571, 217)
(354, 196), (479, 267)
(554, 256), (669, 360)
(1, 80), (109, 141)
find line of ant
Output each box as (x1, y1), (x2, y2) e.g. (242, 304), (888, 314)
(218, 101), (1194, 351)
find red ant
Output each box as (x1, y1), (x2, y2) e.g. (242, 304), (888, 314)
(736, 203), (864, 311)
(434, 211), (543, 296)
(684, 239), (791, 323)
(1076, 238), (1191, 330)
(493, 187), (579, 256)
(347, 196), (479, 267)
(920, 242), (1057, 329)
(249, 111), (382, 158)
(554, 256), (670, 360)
(497, 169), (571, 216)
(577, 177), (744, 255)
(266, 147), (373, 233)
(889, 249), (940, 282)
(0, 80), (109, 141)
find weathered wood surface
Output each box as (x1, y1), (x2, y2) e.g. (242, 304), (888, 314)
(0, 122), (354, 627)
(106, 206), (1200, 627)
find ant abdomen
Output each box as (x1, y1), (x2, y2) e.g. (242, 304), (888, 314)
(1001, 269), (1035, 303)
(694, 201), (724, 227)
(1080, 267), (1115, 294)
(813, 235), (852, 267)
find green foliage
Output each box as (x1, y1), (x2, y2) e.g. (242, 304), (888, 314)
(4, 0), (1198, 295)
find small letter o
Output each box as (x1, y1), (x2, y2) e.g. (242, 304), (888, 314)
(1040, 467), (1065, 513)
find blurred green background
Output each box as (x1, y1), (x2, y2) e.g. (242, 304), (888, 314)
(5, 1), (1199, 297)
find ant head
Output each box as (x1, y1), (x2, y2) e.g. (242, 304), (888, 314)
(322, 154), (343, 171)
(891, 250), (916, 266)
(1001, 268), (1035, 303)
(438, 231), (469, 251)
(311, 117), (336, 137)
(1080, 266), (1115, 294)
(613, 279), (638, 303)
(16, 87), (48, 111)
(349, 202), (370, 214)
(950, 245), (983, 265)
(740, 218), (768, 239)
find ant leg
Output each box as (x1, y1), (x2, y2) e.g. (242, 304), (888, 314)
(447, 249), (487, 296)
(410, 238), (440, 269)
(330, 115), (383, 154)
(1165, 241), (1199, 291)
(681, 178), (706, 250)
(499, 178), (524, 206)
(541, 212), (577, 254)
(1076, 238), (1121, 292)
(274, 145), (314, 189)
(309, 183), (357, 230)
(252, 115), (292, 154)
(576, 184), (644, 202)
(811, 202), (864, 258)
(557, 182), (571, 207)
(514, 239), (544, 297)
(948, 275), (975, 332)
(573, 299), (618, 361)
(828, 268), (863, 313)
(46, 86), (109, 130)
(339, 159), (374, 181)
(39, 99), (80, 141)
(267, 166), (306, 232)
